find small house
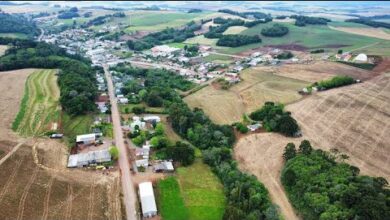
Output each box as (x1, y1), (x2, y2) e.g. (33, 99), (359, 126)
(67, 149), (111, 168)
(247, 123), (262, 132)
(139, 182), (157, 218)
(143, 116), (161, 123)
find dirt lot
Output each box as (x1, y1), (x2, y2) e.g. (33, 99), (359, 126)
(185, 67), (310, 124)
(0, 69), (37, 142)
(329, 26), (390, 41)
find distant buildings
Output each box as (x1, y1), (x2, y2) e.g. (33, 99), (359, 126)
(151, 45), (180, 57)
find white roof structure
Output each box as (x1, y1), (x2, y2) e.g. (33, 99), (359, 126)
(139, 182), (157, 218)
(354, 53), (368, 63)
(76, 133), (96, 143)
(136, 159), (149, 168)
(143, 116), (161, 123)
(151, 45), (179, 54)
(67, 149), (111, 168)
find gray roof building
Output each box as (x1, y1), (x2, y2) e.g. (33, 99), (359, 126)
(67, 149), (111, 168)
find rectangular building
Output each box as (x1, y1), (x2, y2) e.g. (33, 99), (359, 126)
(139, 182), (157, 218)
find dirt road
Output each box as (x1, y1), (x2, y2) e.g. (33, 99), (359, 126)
(104, 65), (138, 220)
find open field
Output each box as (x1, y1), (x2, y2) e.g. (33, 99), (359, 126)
(61, 114), (93, 139)
(185, 67), (309, 124)
(328, 26), (390, 40)
(0, 141), (122, 220)
(157, 177), (189, 220)
(0, 33), (28, 39)
(177, 159), (225, 220)
(235, 133), (302, 220)
(352, 40), (390, 56)
(223, 26), (248, 35)
(0, 69), (37, 142)
(13, 69), (61, 137)
(0, 45), (8, 56)
(0, 5), (59, 13)
(184, 35), (218, 46)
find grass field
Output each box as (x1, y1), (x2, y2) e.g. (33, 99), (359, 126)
(202, 54), (233, 64)
(184, 35), (219, 46)
(223, 26), (248, 35)
(12, 69), (61, 136)
(0, 33), (28, 39)
(61, 114), (93, 139)
(185, 67), (309, 124)
(176, 159), (225, 220)
(0, 45), (8, 56)
(119, 103), (165, 114)
(157, 177), (189, 220)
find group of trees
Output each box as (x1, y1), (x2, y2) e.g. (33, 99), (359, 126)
(345, 18), (390, 29)
(82, 12), (126, 27)
(216, 34), (261, 47)
(0, 38), (97, 115)
(126, 21), (201, 51)
(261, 24), (289, 37)
(291, 15), (331, 26)
(276, 51), (293, 59)
(281, 140), (390, 220)
(218, 9), (271, 20)
(57, 7), (80, 19)
(0, 12), (39, 37)
(315, 75), (355, 90)
(188, 9), (202, 13)
(112, 63), (274, 218)
(249, 102), (300, 136)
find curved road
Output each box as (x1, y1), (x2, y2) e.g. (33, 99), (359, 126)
(104, 65), (138, 220)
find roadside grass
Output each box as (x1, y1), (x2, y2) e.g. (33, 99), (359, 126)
(157, 177), (189, 220)
(13, 69), (61, 136)
(119, 103), (165, 114)
(177, 159), (226, 220)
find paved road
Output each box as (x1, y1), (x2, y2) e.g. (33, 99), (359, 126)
(104, 65), (138, 220)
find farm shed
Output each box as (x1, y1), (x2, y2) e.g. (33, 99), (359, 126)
(67, 149), (111, 168)
(143, 115), (161, 123)
(139, 182), (158, 218)
(153, 161), (174, 173)
(76, 133), (96, 144)
(136, 159), (149, 168)
(354, 53), (368, 63)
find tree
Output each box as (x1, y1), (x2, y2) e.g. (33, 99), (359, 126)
(163, 142), (195, 166)
(283, 143), (296, 161)
(299, 140), (312, 155)
(109, 146), (119, 160)
(155, 122), (164, 135)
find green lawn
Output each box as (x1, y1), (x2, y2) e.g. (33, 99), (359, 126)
(177, 159), (225, 220)
(119, 103), (165, 114)
(157, 177), (189, 220)
(61, 113), (93, 139)
(203, 54), (233, 64)
(212, 21), (382, 54)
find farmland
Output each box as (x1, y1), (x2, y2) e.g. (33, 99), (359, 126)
(157, 177), (189, 220)
(0, 33), (28, 39)
(13, 69), (61, 137)
(185, 66), (309, 124)
(328, 25), (390, 40)
(0, 45), (8, 56)
(176, 159), (225, 220)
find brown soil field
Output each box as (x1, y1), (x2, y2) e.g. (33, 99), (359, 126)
(0, 141), (122, 220)
(0, 69), (37, 142)
(235, 73), (390, 220)
(329, 26), (390, 40)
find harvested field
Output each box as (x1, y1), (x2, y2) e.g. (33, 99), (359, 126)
(287, 73), (390, 179)
(0, 68), (37, 142)
(13, 69), (61, 136)
(328, 26), (390, 40)
(185, 67), (309, 124)
(0, 45), (8, 56)
(235, 133), (302, 220)
(0, 143), (122, 220)
(223, 26), (248, 35)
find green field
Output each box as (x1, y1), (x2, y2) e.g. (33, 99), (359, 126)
(61, 113), (93, 139)
(12, 69), (61, 136)
(157, 177), (189, 220)
(119, 103), (165, 114)
(203, 54), (233, 64)
(177, 159), (226, 220)
(0, 33), (28, 39)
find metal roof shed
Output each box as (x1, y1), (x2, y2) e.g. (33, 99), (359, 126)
(139, 182), (157, 218)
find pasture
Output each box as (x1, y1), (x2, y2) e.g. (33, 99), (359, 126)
(0, 33), (28, 39)
(12, 69), (61, 137)
(223, 26), (248, 35)
(185, 67), (309, 124)
(176, 159), (225, 220)
(61, 114), (93, 139)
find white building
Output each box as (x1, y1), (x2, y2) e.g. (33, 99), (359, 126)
(76, 133), (96, 144)
(151, 45), (180, 57)
(136, 159), (149, 168)
(139, 182), (158, 218)
(143, 116), (161, 123)
(354, 53), (368, 63)
(118, 97), (129, 104)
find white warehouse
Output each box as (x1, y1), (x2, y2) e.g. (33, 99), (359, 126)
(139, 182), (157, 218)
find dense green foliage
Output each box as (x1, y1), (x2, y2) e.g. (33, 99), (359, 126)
(315, 75), (355, 90)
(235, 122), (249, 134)
(277, 51), (293, 59)
(0, 12), (38, 37)
(218, 9), (271, 20)
(249, 102), (299, 136)
(188, 9), (202, 13)
(158, 177), (189, 220)
(0, 38), (97, 115)
(282, 140), (390, 220)
(127, 21), (201, 51)
(346, 18), (390, 29)
(310, 49), (325, 53)
(57, 11), (80, 19)
(160, 141), (195, 166)
(217, 34), (261, 47)
(109, 146), (119, 160)
(291, 15), (331, 26)
(113, 64), (275, 219)
(261, 24), (289, 37)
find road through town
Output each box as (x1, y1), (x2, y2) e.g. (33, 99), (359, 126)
(104, 65), (138, 220)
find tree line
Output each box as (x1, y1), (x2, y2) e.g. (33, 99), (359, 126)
(0, 38), (97, 115)
(345, 18), (390, 29)
(291, 15), (331, 26)
(282, 140), (390, 219)
(0, 12), (39, 37)
(113, 64), (277, 219)
(126, 21), (201, 51)
(314, 75), (355, 90)
(261, 24), (289, 37)
(218, 9), (271, 20)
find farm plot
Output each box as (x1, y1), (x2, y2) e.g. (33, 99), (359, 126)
(176, 159), (225, 220)
(0, 45), (8, 56)
(13, 69), (60, 137)
(0, 68), (36, 142)
(328, 25), (390, 41)
(0, 143), (121, 220)
(286, 73), (390, 179)
(184, 67), (309, 124)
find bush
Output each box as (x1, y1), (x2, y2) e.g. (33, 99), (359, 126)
(109, 146), (119, 160)
(161, 142), (195, 166)
(316, 75), (355, 90)
(132, 106), (145, 114)
(236, 122), (249, 134)
(277, 51), (293, 59)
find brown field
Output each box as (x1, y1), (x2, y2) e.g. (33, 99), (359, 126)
(0, 45), (8, 56)
(0, 69), (37, 142)
(235, 73), (390, 220)
(328, 26), (390, 41)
